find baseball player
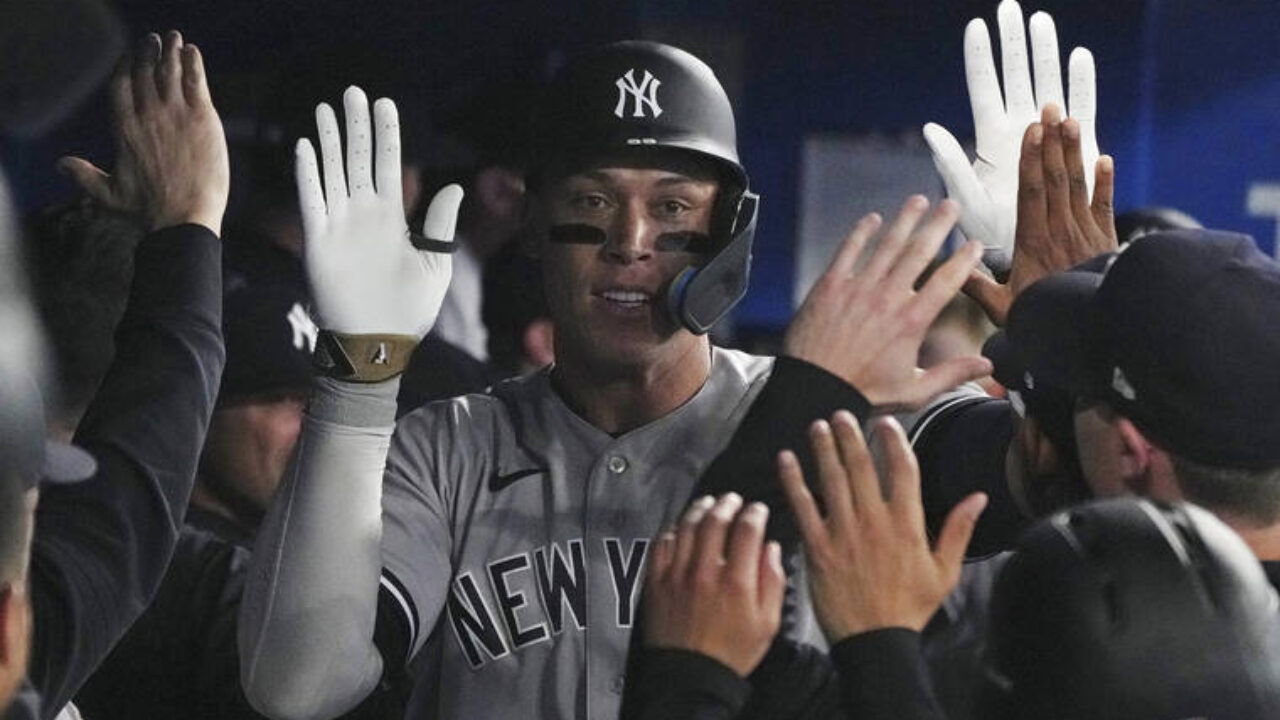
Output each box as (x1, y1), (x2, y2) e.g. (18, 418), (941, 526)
(238, 39), (988, 720)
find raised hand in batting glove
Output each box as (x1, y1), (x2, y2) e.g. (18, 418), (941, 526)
(295, 87), (463, 380)
(59, 31), (229, 234)
(923, 0), (1097, 274)
(965, 105), (1117, 325)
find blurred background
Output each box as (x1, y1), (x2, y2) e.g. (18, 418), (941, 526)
(4, 0), (1279, 338)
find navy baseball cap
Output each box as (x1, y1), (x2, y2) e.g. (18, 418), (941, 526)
(1006, 229), (1280, 469)
(218, 275), (316, 403)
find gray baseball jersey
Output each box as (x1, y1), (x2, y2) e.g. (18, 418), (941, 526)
(379, 346), (773, 720)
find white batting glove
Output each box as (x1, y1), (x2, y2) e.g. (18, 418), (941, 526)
(923, 0), (1097, 270)
(295, 86), (463, 337)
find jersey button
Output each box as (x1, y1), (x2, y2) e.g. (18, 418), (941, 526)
(607, 455), (628, 474)
(609, 674), (626, 694)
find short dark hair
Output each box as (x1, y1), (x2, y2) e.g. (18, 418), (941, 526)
(25, 199), (144, 430)
(1171, 453), (1280, 527)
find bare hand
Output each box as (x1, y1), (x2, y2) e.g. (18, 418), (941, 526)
(778, 411), (987, 642)
(964, 104), (1116, 325)
(642, 494), (786, 677)
(59, 31), (229, 234)
(783, 196), (991, 412)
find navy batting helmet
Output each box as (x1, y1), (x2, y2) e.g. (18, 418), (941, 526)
(532, 41), (759, 335)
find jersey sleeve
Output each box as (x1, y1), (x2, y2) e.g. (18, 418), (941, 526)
(909, 390), (1029, 557)
(378, 404), (460, 662)
(26, 224), (224, 715)
(831, 629), (947, 720)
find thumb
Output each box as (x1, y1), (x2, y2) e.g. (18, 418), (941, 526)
(934, 492), (988, 585)
(961, 269), (1010, 326)
(421, 183), (464, 245)
(57, 157), (114, 206)
(910, 355), (994, 408)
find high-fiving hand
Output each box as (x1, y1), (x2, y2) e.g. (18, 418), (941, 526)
(295, 86), (463, 336)
(642, 494), (785, 677)
(778, 412), (987, 642)
(783, 196), (989, 412)
(923, 0), (1098, 273)
(59, 31), (229, 235)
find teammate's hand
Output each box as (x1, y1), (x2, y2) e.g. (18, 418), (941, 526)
(294, 86), (463, 336)
(783, 196), (990, 412)
(778, 411), (987, 642)
(59, 31), (229, 234)
(642, 494), (785, 677)
(923, 1), (1098, 272)
(964, 105), (1117, 325)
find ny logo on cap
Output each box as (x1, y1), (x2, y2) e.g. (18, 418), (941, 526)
(614, 69), (662, 119)
(287, 302), (318, 353)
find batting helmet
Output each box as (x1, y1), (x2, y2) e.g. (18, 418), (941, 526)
(981, 498), (1280, 720)
(532, 40), (759, 335)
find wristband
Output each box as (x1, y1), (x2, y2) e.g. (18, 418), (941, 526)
(313, 330), (418, 383)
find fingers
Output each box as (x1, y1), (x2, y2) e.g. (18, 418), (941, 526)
(923, 123), (988, 234)
(997, 0), (1035, 124)
(56, 157), (112, 205)
(295, 139), (326, 242)
(830, 411), (881, 516)
(180, 43), (212, 108)
(912, 355), (995, 407)
(1067, 47), (1099, 190)
(934, 492), (989, 586)
(109, 55), (135, 125)
(725, 502), (769, 589)
(372, 98), (402, 201)
(157, 30), (183, 102)
(1091, 155), (1117, 242)
(1062, 118), (1099, 236)
(692, 494), (743, 579)
(1028, 12), (1064, 112)
(423, 184), (465, 242)
(315, 102), (347, 209)
(917, 239), (984, 323)
(860, 195), (929, 285)
(1040, 106), (1072, 238)
(886, 199), (961, 292)
(1016, 122), (1049, 249)
(131, 33), (161, 110)
(343, 87), (374, 196)
(961, 268), (1010, 326)
(672, 496), (715, 579)
(646, 531), (676, 589)
(827, 212), (881, 278)
(963, 18), (1003, 149)
(777, 450), (827, 547)
(757, 541), (785, 618)
(810, 420), (854, 534)
(874, 417), (924, 526)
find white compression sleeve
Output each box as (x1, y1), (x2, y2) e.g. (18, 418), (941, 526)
(239, 377), (399, 720)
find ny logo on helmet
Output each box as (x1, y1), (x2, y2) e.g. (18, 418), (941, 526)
(614, 69), (662, 119)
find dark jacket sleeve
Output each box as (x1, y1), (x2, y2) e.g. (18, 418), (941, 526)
(696, 356), (870, 544)
(621, 638), (845, 720)
(832, 629), (948, 720)
(24, 224), (224, 717)
(621, 648), (752, 720)
(911, 396), (1028, 557)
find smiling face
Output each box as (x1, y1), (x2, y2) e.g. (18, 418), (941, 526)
(537, 157), (720, 375)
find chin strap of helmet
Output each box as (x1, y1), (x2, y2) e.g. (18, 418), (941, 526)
(666, 191), (759, 334)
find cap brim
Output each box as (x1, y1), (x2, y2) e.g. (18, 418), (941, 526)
(1006, 268), (1106, 397)
(982, 330), (1023, 391)
(40, 440), (96, 484)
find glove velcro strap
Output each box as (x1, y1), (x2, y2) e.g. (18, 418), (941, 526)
(313, 331), (419, 383)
